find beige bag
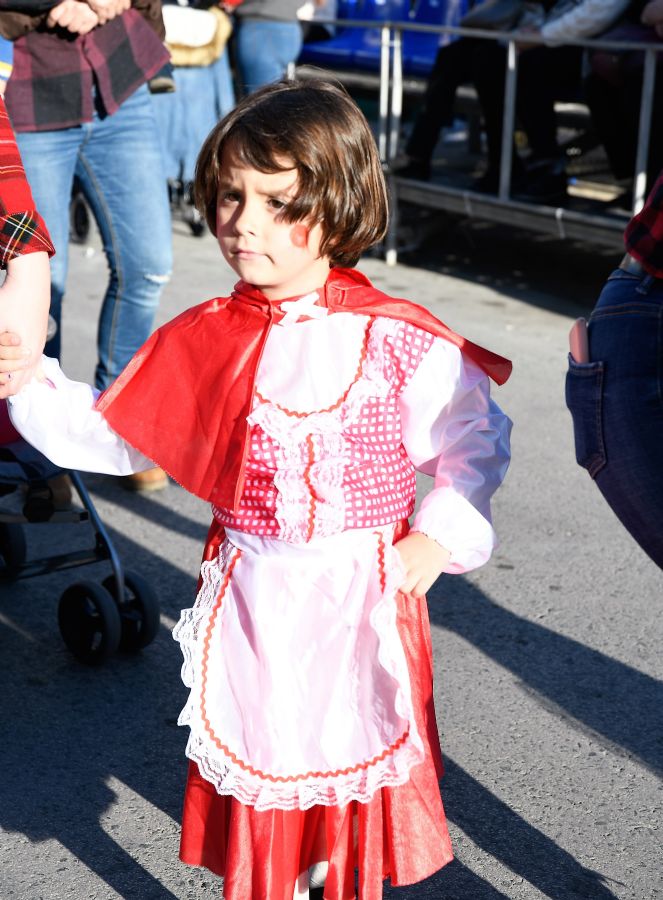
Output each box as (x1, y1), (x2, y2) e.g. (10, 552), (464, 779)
(164, 5), (232, 68)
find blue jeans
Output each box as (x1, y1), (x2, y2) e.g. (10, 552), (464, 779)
(565, 268), (663, 568)
(235, 20), (303, 94)
(16, 85), (172, 390)
(152, 51), (235, 183)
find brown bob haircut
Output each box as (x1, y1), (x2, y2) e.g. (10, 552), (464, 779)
(194, 78), (389, 268)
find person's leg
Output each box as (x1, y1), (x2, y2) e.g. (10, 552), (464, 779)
(211, 49), (236, 119)
(584, 72), (631, 180)
(517, 45), (582, 161)
(76, 85), (172, 390)
(585, 62), (663, 192)
(404, 37), (478, 174)
(151, 83), (184, 183)
(470, 38), (526, 189)
(623, 63), (663, 192)
(566, 269), (663, 568)
(235, 20), (303, 94)
(14, 127), (82, 359)
(167, 65), (221, 184)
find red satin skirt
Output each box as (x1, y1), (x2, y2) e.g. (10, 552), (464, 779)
(178, 520), (453, 899)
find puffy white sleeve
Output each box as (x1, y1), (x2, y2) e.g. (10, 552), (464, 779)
(7, 356), (154, 475)
(399, 338), (512, 575)
(541, 0), (630, 43)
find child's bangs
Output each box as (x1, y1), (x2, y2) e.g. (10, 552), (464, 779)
(225, 124), (295, 176)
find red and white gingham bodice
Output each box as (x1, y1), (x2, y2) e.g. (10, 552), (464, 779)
(213, 315), (434, 542)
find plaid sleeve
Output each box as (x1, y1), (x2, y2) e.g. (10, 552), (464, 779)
(0, 94), (54, 266)
(624, 170), (663, 278)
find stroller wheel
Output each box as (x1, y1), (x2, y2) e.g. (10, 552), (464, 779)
(58, 580), (121, 665)
(102, 570), (160, 652)
(0, 523), (26, 576)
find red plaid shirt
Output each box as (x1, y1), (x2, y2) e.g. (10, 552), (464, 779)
(3, 6), (169, 133)
(624, 171), (663, 278)
(0, 95), (54, 266)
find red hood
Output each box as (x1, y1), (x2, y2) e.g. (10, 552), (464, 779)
(96, 268), (511, 508)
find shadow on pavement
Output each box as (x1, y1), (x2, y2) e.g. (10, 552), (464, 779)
(396, 214), (617, 316)
(429, 574), (663, 775)
(1, 512), (651, 898)
(84, 473), (208, 546)
(0, 527), (198, 898)
(437, 757), (622, 900)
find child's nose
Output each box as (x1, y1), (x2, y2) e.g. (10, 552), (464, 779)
(233, 203), (259, 235)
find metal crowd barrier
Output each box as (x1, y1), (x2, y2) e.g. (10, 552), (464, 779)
(298, 19), (662, 264)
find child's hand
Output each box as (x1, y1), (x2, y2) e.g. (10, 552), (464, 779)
(0, 331), (35, 395)
(394, 532), (451, 599)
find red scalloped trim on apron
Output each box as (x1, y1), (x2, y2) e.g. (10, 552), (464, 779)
(199, 537), (410, 783)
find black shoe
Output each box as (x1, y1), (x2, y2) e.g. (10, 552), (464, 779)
(309, 889), (324, 900)
(471, 167), (525, 194)
(392, 158), (431, 181)
(472, 169), (500, 193)
(514, 158), (567, 204)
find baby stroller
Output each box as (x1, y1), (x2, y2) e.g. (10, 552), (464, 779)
(0, 400), (160, 665)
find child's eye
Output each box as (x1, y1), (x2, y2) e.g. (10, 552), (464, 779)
(268, 198), (287, 211)
(220, 190), (241, 204)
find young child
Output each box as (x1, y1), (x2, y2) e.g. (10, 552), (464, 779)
(4, 79), (512, 899)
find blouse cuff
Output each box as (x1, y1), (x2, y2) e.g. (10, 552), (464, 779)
(8, 356), (153, 475)
(0, 210), (56, 268)
(412, 486), (497, 574)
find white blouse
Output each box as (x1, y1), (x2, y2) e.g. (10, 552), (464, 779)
(8, 312), (511, 575)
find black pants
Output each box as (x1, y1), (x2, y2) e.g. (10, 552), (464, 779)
(473, 41), (584, 170)
(406, 38), (583, 171)
(585, 62), (663, 191)
(406, 37), (480, 163)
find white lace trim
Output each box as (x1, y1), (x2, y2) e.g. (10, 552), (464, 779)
(182, 729), (423, 812)
(172, 531), (425, 811)
(248, 318), (400, 544)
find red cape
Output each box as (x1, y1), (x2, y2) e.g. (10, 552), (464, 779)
(96, 268), (512, 509)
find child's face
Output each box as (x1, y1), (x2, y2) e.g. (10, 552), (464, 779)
(216, 147), (331, 300)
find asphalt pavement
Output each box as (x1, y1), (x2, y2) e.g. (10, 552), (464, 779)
(1, 215), (661, 900)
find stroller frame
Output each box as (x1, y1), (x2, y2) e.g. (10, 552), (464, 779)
(0, 445), (160, 665)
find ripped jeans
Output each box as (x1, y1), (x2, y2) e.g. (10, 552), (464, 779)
(566, 268), (663, 568)
(16, 85), (172, 390)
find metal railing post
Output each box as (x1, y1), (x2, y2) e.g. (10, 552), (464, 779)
(385, 24), (403, 266)
(378, 24), (391, 162)
(633, 47), (657, 214)
(389, 25), (403, 163)
(498, 39), (518, 201)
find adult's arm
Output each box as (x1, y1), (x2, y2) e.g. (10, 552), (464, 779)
(0, 94), (54, 398)
(541, 0), (630, 43)
(0, 0), (54, 11)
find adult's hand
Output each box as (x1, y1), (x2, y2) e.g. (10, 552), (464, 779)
(0, 252), (50, 398)
(514, 23), (541, 51)
(84, 0), (131, 26)
(642, 0), (663, 37)
(47, 0), (100, 34)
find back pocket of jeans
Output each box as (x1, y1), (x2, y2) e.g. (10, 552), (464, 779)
(565, 356), (607, 478)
